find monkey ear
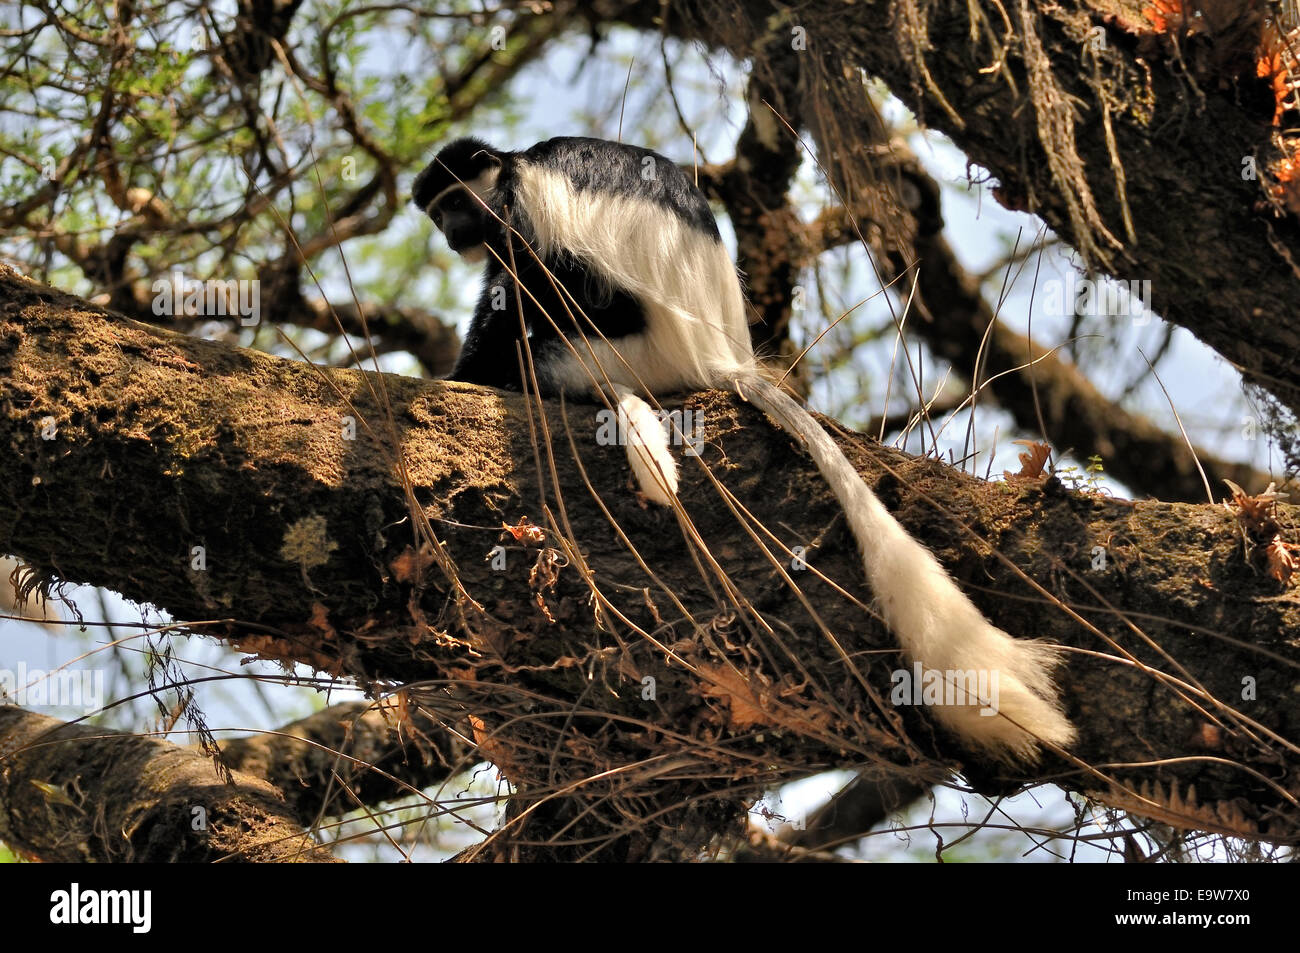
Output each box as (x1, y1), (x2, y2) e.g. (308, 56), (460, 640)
(469, 146), (503, 168)
(442, 136), (501, 166)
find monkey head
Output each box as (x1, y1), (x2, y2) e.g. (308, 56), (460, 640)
(411, 137), (504, 262)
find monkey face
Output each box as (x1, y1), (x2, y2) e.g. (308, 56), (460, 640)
(430, 187), (489, 257)
(413, 140), (503, 262)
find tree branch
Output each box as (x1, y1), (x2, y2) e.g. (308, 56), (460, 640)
(0, 708), (336, 862)
(3, 267), (1299, 857)
(912, 229), (1278, 502)
(219, 700), (475, 820)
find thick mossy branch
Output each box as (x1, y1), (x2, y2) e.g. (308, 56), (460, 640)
(2, 268), (1299, 852)
(0, 708), (337, 862)
(218, 700), (474, 821)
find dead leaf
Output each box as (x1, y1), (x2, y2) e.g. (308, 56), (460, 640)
(1223, 479), (1288, 533)
(1141, 0), (1187, 34)
(469, 714), (521, 781)
(307, 602), (336, 638)
(503, 516), (546, 545)
(528, 548), (567, 623)
(390, 542), (436, 584)
(1265, 536), (1299, 585)
(1004, 439), (1051, 480)
(698, 664), (771, 729)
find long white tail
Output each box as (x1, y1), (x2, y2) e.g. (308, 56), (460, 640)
(740, 376), (1075, 763)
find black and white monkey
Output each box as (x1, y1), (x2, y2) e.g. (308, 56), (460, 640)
(412, 135), (1075, 763)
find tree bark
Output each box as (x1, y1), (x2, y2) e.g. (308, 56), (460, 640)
(0, 708), (336, 862)
(218, 700), (474, 822)
(3, 267), (1299, 856)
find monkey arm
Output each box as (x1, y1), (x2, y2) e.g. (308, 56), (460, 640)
(444, 270), (527, 390)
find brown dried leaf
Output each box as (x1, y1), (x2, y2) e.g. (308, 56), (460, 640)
(698, 664), (771, 729)
(232, 633), (344, 676)
(1004, 439), (1051, 480)
(528, 548), (567, 623)
(696, 666), (834, 737)
(1265, 536), (1299, 585)
(469, 714), (521, 781)
(1223, 479), (1287, 534)
(390, 542), (436, 584)
(503, 516), (546, 545)
(308, 601), (336, 638)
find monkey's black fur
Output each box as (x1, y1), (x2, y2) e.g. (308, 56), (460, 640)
(411, 136), (715, 391)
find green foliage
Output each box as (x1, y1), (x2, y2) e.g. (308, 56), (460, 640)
(1057, 454), (1107, 492)
(0, 0), (537, 341)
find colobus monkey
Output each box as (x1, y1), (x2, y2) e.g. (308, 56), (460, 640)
(413, 135), (1075, 763)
